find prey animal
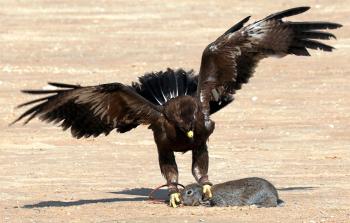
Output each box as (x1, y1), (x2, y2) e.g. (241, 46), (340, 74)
(12, 7), (341, 207)
(181, 177), (283, 207)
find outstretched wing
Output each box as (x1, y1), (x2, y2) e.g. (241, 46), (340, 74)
(12, 82), (162, 138)
(197, 6), (342, 115)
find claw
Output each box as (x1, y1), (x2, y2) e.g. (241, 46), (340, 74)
(169, 192), (181, 208)
(203, 184), (212, 199)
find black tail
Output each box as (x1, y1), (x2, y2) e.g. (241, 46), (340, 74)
(132, 68), (198, 105)
(132, 68), (233, 114)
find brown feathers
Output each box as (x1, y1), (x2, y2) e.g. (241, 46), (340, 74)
(197, 6), (341, 117)
(13, 83), (161, 138)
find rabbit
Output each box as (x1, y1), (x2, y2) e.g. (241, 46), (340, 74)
(181, 177), (283, 207)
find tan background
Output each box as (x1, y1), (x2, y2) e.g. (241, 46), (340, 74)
(1, 0), (349, 222)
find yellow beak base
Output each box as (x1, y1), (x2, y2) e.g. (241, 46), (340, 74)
(187, 130), (194, 138)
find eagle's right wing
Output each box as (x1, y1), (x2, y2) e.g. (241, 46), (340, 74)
(197, 6), (342, 116)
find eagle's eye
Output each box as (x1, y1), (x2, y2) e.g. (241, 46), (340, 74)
(186, 189), (193, 195)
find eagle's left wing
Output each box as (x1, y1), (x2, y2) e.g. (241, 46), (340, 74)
(197, 6), (342, 117)
(11, 82), (163, 138)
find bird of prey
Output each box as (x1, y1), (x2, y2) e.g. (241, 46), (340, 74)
(12, 7), (341, 207)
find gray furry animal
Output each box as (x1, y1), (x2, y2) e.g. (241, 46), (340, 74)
(181, 177), (283, 207)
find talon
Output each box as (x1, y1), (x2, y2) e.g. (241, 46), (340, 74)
(169, 192), (181, 208)
(203, 184), (212, 198)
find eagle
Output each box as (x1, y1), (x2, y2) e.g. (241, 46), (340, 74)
(12, 7), (341, 207)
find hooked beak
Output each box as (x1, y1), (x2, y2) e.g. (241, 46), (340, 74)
(186, 130), (194, 138)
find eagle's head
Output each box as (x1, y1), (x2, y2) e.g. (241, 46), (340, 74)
(164, 96), (202, 139)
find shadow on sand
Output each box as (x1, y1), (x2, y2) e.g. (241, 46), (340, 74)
(277, 186), (317, 191)
(21, 186), (316, 208)
(22, 187), (168, 209)
(110, 187), (168, 199)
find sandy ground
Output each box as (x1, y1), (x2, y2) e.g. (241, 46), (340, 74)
(1, 0), (349, 222)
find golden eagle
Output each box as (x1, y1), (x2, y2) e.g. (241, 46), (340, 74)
(12, 7), (341, 207)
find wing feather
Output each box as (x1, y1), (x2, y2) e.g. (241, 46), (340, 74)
(197, 6), (341, 116)
(12, 82), (162, 138)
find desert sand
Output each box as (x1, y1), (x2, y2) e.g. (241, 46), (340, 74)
(1, 0), (349, 222)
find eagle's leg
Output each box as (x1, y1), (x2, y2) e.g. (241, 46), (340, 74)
(158, 148), (180, 207)
(199, 87), (215, 130)
(192, 144), (213, 199)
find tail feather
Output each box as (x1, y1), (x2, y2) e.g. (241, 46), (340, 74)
(141, 74), (166, 105)
(134, 68), (232, 114)
(165, 69), (178, 99)
(134, 68), (197, 106)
